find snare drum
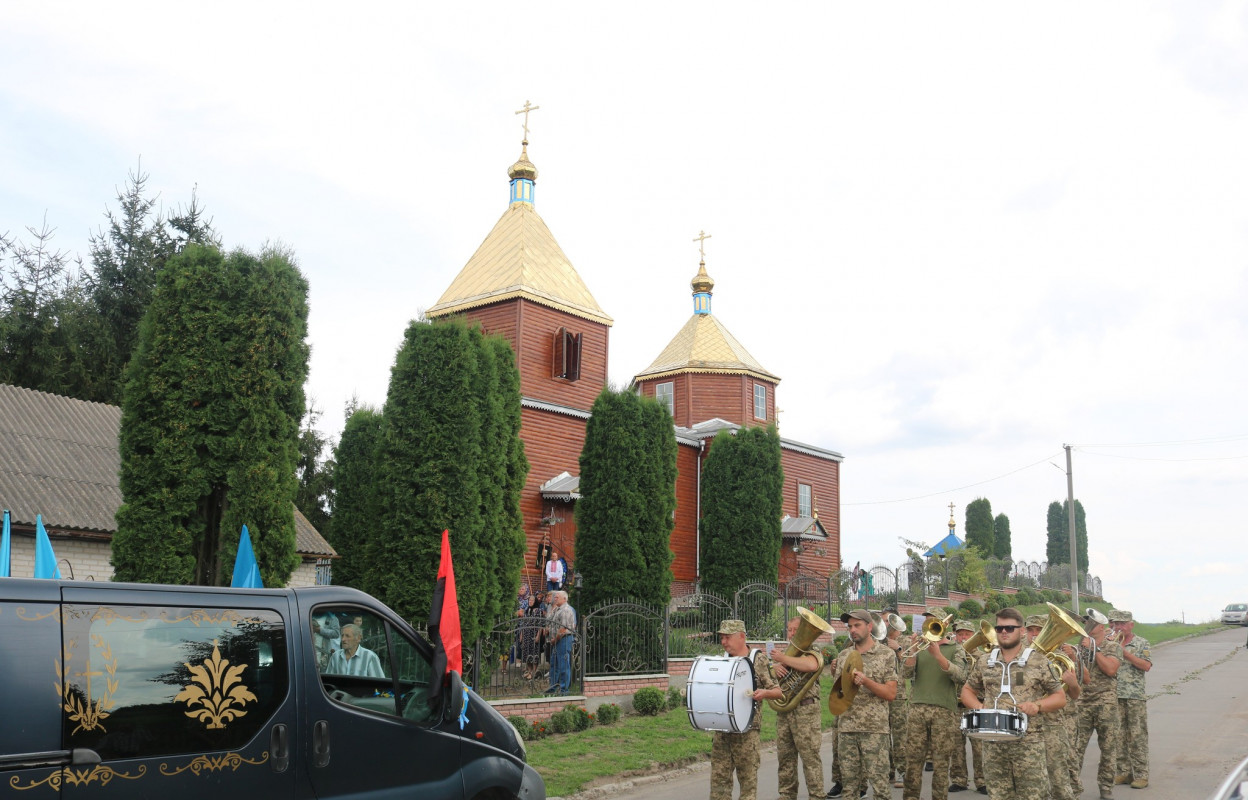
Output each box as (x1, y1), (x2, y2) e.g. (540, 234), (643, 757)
(686, 655), (756, 732)
(961, 708), (1028, 741)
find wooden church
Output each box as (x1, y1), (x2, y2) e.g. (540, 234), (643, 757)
(425, 125), (843, 594)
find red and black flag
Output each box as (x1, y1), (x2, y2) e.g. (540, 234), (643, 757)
(427, 529), (462, 707)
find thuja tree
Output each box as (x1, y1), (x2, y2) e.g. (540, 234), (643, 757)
(371, 318), (527, 643)
(328, 403), (385, 592)
(964, 497), (995, 557)
(574, 388), (677, 610)
(993, 513), (1012, 561)
(1046, 499), (1088, 569)
(113, 244), (309, 586)
(699, 425), (784, 597)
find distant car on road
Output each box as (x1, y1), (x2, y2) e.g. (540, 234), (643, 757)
(1221, 603), (1248, 625)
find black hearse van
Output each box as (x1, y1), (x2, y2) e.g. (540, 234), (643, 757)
(0, 578), (544, 799)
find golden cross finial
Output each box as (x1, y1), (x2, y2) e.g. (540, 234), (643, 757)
(693, 230), (712, 261)
(515, 100), (540, 142)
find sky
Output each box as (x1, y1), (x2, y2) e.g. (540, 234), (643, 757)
(2, 2), (1246, 624)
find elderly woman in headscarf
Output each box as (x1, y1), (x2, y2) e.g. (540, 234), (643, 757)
(515, 582), (546, 681)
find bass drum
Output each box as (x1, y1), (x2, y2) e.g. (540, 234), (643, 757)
(961, 708), (1028, 741)
(686, 655), (756, 732)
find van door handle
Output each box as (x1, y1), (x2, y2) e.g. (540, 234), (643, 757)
(270, 724), (289, 773)
(313, 720), (330, 768)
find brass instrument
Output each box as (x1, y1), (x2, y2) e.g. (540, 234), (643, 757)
(962, 620), (997, 655)
(1033, 602), (1089, 686)
(885, 612), (907, 634)
(827, 648), (863, 715)
(768, 607), (834, 712)
(869, 611), (888, 642)
(900, 612), (953, 659)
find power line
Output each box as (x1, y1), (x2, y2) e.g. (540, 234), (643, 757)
(1077, 450), (1248, 463)
(1070, 434), (1248, 448)
(844, 452), (1063, 506)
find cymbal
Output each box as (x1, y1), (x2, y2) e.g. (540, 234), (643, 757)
(827, 648), (863, 715)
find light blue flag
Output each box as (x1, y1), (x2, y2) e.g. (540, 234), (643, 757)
(33, 514), (62, 580)
(1, 509), (12, 578)
(231, 524), (264, 588)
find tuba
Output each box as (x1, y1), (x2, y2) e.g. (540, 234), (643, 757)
(900, 612), (952, 659)
(1032, 602), (1089, 685)
(962, 620), (997, 655)
(768, 607), (834, 712)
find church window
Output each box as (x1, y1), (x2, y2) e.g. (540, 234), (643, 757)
(655, 382), (674, 416)
(553, 327), (582, 381)
(798, 483), (812, 517)
(753, 384), (767, 420)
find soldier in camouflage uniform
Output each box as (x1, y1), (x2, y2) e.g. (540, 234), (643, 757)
(949, 621), (985, 794)
(772, 614), (825, 800)
(709, 619), (781, 800)
(833, 609), (899, 800)
(901, 611), (969, 800)
(1073, 608), (1124, 800)
(1025, 614), (1081, 800)
(962, 607), (1066, 800)
(1110, 610), (1151, 789)
(882, 610), (911, 787)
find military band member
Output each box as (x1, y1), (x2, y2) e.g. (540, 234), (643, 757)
(882, 609), (911, 788)
(901, 611), (969, 800)
(961, 607), (1066, 800)
(1025, 614), (1081, 800)
(1110, 610), (1151, 790)
(950, 621), (986, 794)
(772, 614), (825, 800)
(833, 609), (899, 800)
(1073, 608), (1123, 800)
(710, 619), (782, 800)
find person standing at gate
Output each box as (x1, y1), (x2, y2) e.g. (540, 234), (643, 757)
(544, 590), (576, 696)
(545, 550), (565, 591)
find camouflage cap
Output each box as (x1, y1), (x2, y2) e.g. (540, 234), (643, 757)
(840, 609), (874, 625)
(953, 620), (977, 633)
(1025, 615), (1048, 629)
(1108, 609), (1133, 623)
(717, 619), (746, 635)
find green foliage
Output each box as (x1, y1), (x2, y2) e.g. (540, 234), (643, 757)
(632, 687), (666, 716)
(113, 244), (308, 586)
(595, 702), (621, 725)
(565, 704), (593, 731)
(981, 592), (1006, 614)
(666, 686), (684, 711)
(294, 403), (334, 542)
(1046, 499), (1088, 569)
(575, 388), (677, 609)
(370, 317), (529, 642)
(963, 498), (995, 556)
(329, 403), (385, 591)
(958, 598), (983, 618)
(992, 513), (1012, 560)
(549, 708), (576, 734)
(951, 545), (989, 595)
(698, 425), (784, 596)
(529, 719), (551, 739)
(509, 716), (531, 740)
(943, 605), (958, 619)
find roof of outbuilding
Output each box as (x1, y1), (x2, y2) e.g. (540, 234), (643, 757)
(0, 383), (335, 557)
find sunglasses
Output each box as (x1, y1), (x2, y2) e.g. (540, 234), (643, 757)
(994, 625), (1021, 633)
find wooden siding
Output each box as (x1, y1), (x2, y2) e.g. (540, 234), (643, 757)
(637, 373), (776, 429)
(780, 448), (841, 575)
(518, 406), (586, 586)
(672, 442), (701, 584)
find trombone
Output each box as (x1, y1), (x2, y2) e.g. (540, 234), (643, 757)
(900, 612), (952, 659)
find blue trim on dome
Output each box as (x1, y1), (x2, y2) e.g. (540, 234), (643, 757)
(693, 292), (712, 315)
(510, 178), (535, 205)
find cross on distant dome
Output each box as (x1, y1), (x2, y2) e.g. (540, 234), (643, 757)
(515, 100), (540, 141)
(693, 230), (712, 261)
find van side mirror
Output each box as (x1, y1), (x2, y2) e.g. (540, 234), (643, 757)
(443, 670), (465, 723)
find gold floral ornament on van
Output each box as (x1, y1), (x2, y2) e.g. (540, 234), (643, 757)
(57, 636), (119, 734)
(175, 640), (257, 729)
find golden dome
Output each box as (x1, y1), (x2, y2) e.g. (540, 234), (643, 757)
(691, 261), (715, 295)
(507, 142), (538, 182)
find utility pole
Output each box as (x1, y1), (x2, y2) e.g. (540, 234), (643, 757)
(1065, 444), (1080, 614)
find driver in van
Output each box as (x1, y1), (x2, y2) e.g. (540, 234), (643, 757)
(327, 623), (385, 678)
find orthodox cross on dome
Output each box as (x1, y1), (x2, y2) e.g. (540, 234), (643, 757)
(948, 502), (957, 529)
(693, 230), (712, 262)
(515, 100), (540, 142)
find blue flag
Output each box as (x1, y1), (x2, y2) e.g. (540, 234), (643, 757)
(33, 514), (62, 580)
(1, 509), (11, 578)
(231, 524), (264, 588)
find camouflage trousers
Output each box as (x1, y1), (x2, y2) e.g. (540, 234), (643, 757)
(1040, 719), (1075, 800)
(1074, 701), (1121, 795)
(776, 702), (824, 800)
(902, 704), (959, 800)
(890, 696), (909, 778)
(950, 723), (984, 789)
(829, 717), (840, 784)
(711, 729), (760, 800)
(983, 734), (1049, 800)
(838, 731), (890, 800)
(1116, 698), (1149, 781)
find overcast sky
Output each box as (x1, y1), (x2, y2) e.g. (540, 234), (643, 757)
(3, 2), (1246, 624)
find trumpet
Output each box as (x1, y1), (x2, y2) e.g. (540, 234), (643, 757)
(900, 612), (952, 659)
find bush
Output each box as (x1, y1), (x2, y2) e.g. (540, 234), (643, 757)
(550, 708), (577, 734)
(529, 719), (551, 739)
(633, 686), (666, 716)
(508, 716), (531, 740)
(666, 686), (684, 711)
(958, 599), (983, 619)
(563, 704), (592, 731)
(596, 702), (622, 725)
(944, 605), (958, 620)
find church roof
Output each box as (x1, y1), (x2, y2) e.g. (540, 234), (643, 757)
(634, 312), (779, 383)
(425, 193), (613, 327)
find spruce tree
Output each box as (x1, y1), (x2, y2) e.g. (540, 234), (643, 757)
(113, 243), (309, 586)
(963, 497), (995, 556)
(574, 388), (677, 609)
(993, 513), (1012, 561)
(329, 404), (385, 592)
(698, 425), (784, 597)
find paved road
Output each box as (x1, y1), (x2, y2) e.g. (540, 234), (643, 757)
(584, 626), (1248, 800)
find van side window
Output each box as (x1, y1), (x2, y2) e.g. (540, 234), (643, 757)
(394, 634), (435, 723)
(60, 605), (287, 760)
(315, 607), (396, 714)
